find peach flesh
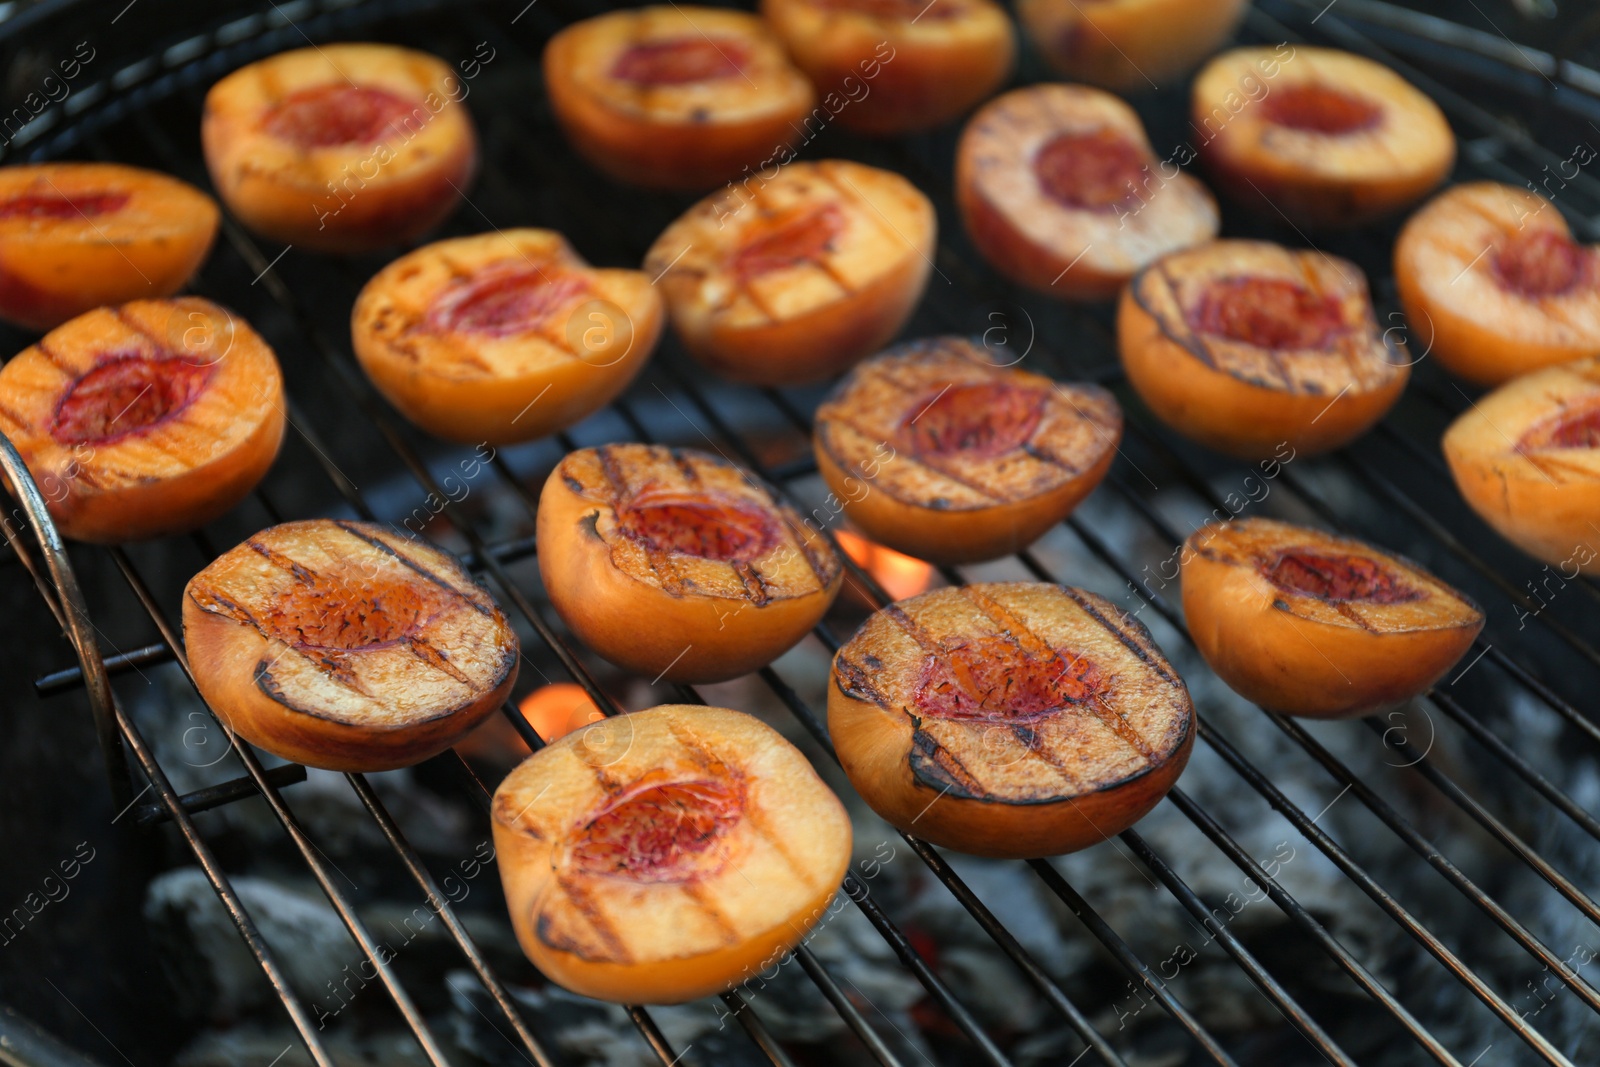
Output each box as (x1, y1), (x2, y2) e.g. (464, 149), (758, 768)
(1190, 277), (1347, 351)
(610, 38), (750, 84)
(730, 205), (844, 282)
(50, 353), (211, 445)
(810, 0), (959, 17)
(0, 191), (130, 219)
(261, 84), (419, 148)
(1258, 83), (1382, 135)
(616, 494), (782, 562)
(911, 635), (1103, 725)
(1263, 550), (1422, 604)
(1032, 129), (1146, 212)
(1492, 229), (1589, 298)
(256, 568), (455, 652)
(1520, 402), (1600, 451)
(570, 778), (744, 881)
(425, 270), (590, 337)
(902, 382), (1046, 458)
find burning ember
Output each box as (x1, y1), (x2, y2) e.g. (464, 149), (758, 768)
(834, 528), (935, 602)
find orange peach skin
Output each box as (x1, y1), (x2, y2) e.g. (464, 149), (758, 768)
(1018, 0), (1248, 90)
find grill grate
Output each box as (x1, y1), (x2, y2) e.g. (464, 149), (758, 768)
(9, 0), (1600, 1064)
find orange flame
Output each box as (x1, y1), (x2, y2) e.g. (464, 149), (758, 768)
(834, 528), (933, 602)
(518, 682), (604, 743)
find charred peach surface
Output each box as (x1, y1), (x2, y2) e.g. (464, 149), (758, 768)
(182, 519), (518, 772)
(645, 160), (935, 384)
(829, 582), (1192, 858)
(352, 230), (662, 444)
(0, 163), (219, 331)
(492, 704), (850, 1004)
(814, 336), (1121, 563)
(1119, 240), (1408, 459)
(0, 298), (284, 543)
(1396, 183), (1600, 385)
(545, 6), (814, 190)
(1181, 518), (1483, 718)
(760, 0), (1013, 134)
(1193, 46), (1454, 228)
(956, 85), (1219, 301)
(1017, 0), (1248, 90)
(537, 444), (843, 683)
(202, 44), (479, 253)
(1443, 357), (1600, 572)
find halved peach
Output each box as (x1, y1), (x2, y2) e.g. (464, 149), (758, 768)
(829, 582), (1192, 858)
(956, 84), (1219, 301)
(537, 444), (843, 683)
(493, 704), (850, 1004)
(1193, 46), (1454, 228)
(1443, 357), (1600, 571)
(1182, 518), (1483, 718)
(644, 159), (934, 384)
(0, 297), (284, 543)
(202, 43), (479, 253)
(351, 230), (662, 445)
(545, 6), (814, 191)
(814, 335), (1121, 563)
(760, 0), (1014, 135)
(0, 163), (219, 332)
(1118, 240), (1408, 459)
(1017, 0), (1248, 91)
(1395, 182), (1600, 386)
(183, 519), (518, 772)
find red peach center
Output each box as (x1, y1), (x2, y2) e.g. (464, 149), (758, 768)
(618, 492), (780, 562)
(261, 84), (421, 148)
(1191, 276), (1349, 350)
(1033, 129), (1148, 212)
(903, 382), (1046, 458)
(731, 204), (845, 283)
(0, 190), (130, 220)
(1492, 229), (1589, 298)
(610, 38), (750, 85)
(1259, 83), (1382, 135)
(260, 571), (452, 651)
(914, 636), (1103, 724)
(572, 779), (743, 882)
(1520, 402), (1600, 451)
(50, 353), (211, 446)
(1265, 550), (1421, 604)
(426, 268), (590, 337)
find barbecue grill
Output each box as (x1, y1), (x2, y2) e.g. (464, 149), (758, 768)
(4, 0), (1600, 1064)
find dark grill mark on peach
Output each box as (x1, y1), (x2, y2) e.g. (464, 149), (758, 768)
(1033, 128), (1147, 212)
(262, 84), (420, 148)
(610, 38), (749, 85)
(903, 382), (1046, 459)
(1520, 401), (1600, 451)
(618, 492), (780, 562)
(1492, 229), (1589, 298)
(253, 553), (455, 651)
(50, 353), (211, 445)
(1265, 550), (1422, 604)
(731, 205), (845, 283)
(0, 190), (130, 220)
(571, 779), (743, 882)
(913, 635), (1102, 724)
(1191, 277), (1348, 350)
(1259, 84), (1382, 135)
(426, 268), (589, 337)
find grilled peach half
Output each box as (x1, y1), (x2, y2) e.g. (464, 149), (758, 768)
(351, 230), (661, 445)
(814, 336), (1121, 564)
(203, 43), (478, 253)
(956, 84), (1219, 301)
(537, 444), (843, 684)
(183, 519), (518, 772)
(645, 160), (934, 384)
(1182, 518), (1483, 718)
(1193, 46), (1454, 228)
(1396, 182), (1600, 386)
(0, 163), (218, 332)
(0, 298), (284, 543)
(760, 0), (1014, 135)
(1119, 240), (1408, 459)
(545, 6), (814, 191)
(1443, 357), (1600, 572)
(493, 704), (850, 1004)
(830, 582), (1192, 858)
(1017, 0), (1248, 91)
